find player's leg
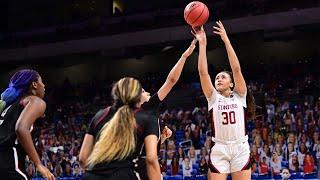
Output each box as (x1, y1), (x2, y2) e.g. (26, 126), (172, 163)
(231, 169), (251, 180)
(230, 141), (251, 180)
(208, 170), (228, 180)
(208, 143), (230, 180)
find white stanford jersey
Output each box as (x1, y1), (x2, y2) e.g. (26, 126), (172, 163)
(208, 89), (247, 141)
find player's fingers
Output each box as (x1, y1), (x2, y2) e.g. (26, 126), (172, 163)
(218, 20), (226, 30)
(213, 31), (222, 35)
(191, 26), (198, 33)
(191, 38), (197, 45)
(191, 30), (196, 37)
(213, 26), (222, 32)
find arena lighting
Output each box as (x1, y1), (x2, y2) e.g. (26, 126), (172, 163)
(162, 46), (174, 52)
(113, 0), (124, 14)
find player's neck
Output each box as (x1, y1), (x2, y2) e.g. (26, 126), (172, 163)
(220, 89), (232, 97)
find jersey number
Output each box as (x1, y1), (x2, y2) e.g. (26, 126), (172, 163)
(222, 111), (236, 125)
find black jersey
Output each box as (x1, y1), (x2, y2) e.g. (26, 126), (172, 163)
(0, 100), (29, 179)
(134, 93), (165, 180)
(87, 94), (163, 144)
(140, 93), (162, 154)
(87, 106), (113, 139)
(85, 105), (159, 178)
(142, 93), (162, 116)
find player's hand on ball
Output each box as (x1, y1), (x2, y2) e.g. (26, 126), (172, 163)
(191, 26), (207, 46)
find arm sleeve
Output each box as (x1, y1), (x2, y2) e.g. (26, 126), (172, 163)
(142, 93), (161, 111)
(87, 109), (105, 137)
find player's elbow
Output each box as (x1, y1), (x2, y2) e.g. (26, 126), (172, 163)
(15, 123), (27, 136)
(232, 67), (241, 73)
(167, 77), (178, 85)
(79, 157), (87, 168)
(79, 150), (90, 168)
(146, 154), (158, 166)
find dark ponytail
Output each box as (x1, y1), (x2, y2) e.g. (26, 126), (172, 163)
(0, 69), (39, 113)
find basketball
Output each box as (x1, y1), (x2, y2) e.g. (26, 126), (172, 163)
(184, 1), (209, 27)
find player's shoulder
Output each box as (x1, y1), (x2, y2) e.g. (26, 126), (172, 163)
(230, 91), (246, 100)
(20, 96), (46, 110)
(90, 107), (112, 127)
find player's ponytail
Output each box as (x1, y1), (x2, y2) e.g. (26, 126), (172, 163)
(86, 77), (142, 168)
(0, 69), (39, 113)
(246, 88), (256, 119)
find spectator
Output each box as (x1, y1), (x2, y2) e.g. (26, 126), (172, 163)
(166, 150), (175, 166)
(251, 144), (260, 163)
(204, 136), (212, 153)
(289, 152), (300, 172)
(267, 135), (274, 151)
(253, 134), (263, 153)
(303, 153), (315, 174)
(198, 157), (208, 175)
(270, 152), (282, 176)
(54, 163), (63, 178)
(285, 142), (295, 161)
(182, 157), (193, 177)
(160, 158), (167, 176)
(283, 109), (295, 128)
(63, 162), (73, 177)
(252, 160), (259, 174)
(298, 143), (308, 166)
(260, 144), (271, 165)
(26, 162), (35, 179)
(171, 156), (180, 175)
(280, 168), (291, 180)
(274, 143), (284, 162)
(72, 163), (83, 178)
(301, 133), (311, 149)
(177, 147), (185, 164)
(287, 132), (298, 151)
(200, 147), (209, 162)
(266, 100), (275, 123)
(259, 157), (269, 175)
(312, 132), (319, 153)
(188, 146), (197, 165)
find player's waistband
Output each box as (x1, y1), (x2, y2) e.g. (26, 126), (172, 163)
(212, 135), (248, 145)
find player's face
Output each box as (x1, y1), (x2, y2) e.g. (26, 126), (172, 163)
(138, 88), (151, 107)
(214, 72), (233, 92)
(33, 76), (45, 98)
